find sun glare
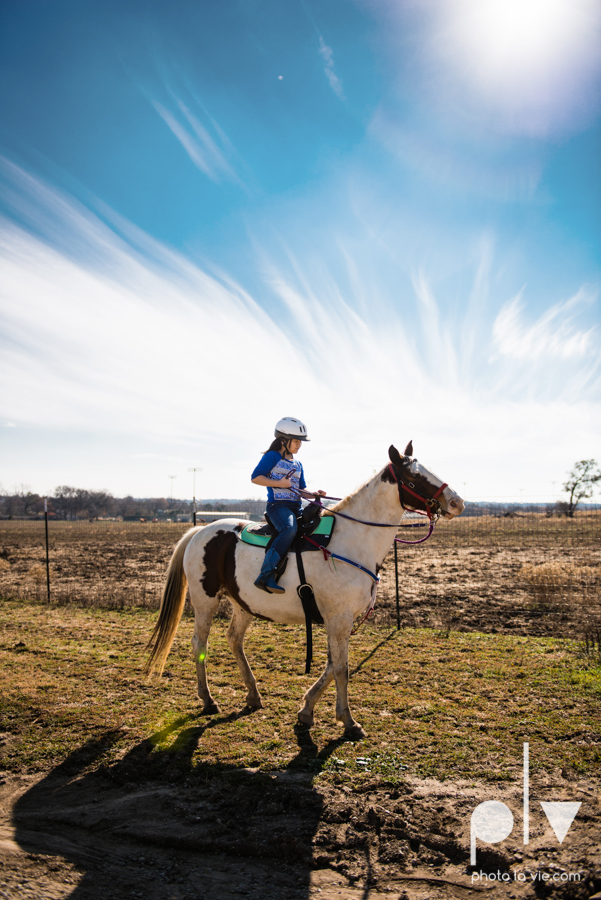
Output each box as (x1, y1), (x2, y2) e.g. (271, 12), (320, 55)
(435, 0), (601, 132)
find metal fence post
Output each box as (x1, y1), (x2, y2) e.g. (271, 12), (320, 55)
(394, 539), (400, 629)
(44, 498), (51, 602)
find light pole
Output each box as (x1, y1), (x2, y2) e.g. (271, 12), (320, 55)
(168, 475), (177, 503)
(188, 467), (202, 526)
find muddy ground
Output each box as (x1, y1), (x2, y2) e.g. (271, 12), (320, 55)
(1, 760), (600, 900)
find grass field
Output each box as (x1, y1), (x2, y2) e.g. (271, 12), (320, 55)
(2, 513), (600, 897)
(2, 597), (600, 898)
(2, 598), (599, 783)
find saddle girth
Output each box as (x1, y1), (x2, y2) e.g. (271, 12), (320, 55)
(295, 547), (323, 675)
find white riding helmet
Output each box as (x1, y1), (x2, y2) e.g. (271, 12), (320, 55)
(275, 417), (310, 441)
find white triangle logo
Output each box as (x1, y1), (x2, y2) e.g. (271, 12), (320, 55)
(539, 801), (581, 843)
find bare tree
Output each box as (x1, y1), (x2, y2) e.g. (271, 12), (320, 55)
(53, 486), (114, 520)
(562, 459), (601, 517)
(21, 491), (43, 516)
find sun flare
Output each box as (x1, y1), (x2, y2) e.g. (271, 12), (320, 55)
(435, 0), (601, 131)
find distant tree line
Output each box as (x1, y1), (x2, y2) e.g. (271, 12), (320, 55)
(0, 487), (265, 520)
(2, 460), (597, 520)
(0, 487), (174, 520)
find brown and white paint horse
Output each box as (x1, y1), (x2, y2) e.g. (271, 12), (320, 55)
(147, 443), (464, 740)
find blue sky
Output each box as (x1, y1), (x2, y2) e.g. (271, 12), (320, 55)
(1, 0), (600, 502)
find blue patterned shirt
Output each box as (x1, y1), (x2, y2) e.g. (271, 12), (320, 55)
(252, 451), (307, 503)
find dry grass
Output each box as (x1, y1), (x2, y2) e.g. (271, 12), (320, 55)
(426, 508), (600, 550)
(519, 562), (597, 606)
(1, 517), (600, 645)
(517, 561), (601, 662)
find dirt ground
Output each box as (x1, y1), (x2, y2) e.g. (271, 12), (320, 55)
(1, 519), (599, 638)
(1, 520), (600, 899)
(374, 544), (600, 638)
(1, 761), (600, 900)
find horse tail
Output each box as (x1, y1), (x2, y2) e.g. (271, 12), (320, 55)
(146, 526), (203, 676)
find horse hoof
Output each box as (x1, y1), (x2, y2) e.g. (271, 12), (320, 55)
(343, 724), (366, 741)
(297, 711), (314, 727)
(200, 702), (221, 716)
(245, 696), (263, 710)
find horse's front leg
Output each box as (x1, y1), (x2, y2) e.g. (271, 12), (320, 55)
(298, 659), (335, 727)
(298, 615), (366, 740)
(330, 615), (366, 741)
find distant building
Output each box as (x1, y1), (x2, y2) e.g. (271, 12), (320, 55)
(194, 511), (250, 523)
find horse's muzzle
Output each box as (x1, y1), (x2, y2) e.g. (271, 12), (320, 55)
(444, 497), (465, 518)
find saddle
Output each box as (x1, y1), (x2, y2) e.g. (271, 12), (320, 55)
(239, 505), (335, 554)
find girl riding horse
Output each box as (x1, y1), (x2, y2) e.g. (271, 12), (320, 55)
(251, 417), (325, 594)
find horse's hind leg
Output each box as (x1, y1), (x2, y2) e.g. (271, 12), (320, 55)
(191, 593), (221, 715)
(227, 604), (263, 710)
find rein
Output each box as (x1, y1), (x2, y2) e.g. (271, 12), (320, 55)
(303, 535), (380, 583)
(292, 461), (447, 545)
(280, 460), (448, 651)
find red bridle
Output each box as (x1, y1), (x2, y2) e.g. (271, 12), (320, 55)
(387, 463), (448, 520)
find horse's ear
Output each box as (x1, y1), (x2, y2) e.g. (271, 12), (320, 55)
(403, 440), (413, 457)
(388, 445), (404, 467)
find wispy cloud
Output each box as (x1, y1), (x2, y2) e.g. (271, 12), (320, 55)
(369, 108), (542, 201)
(412, 271), (460, 386)
(319, 36), (345, 100)
(492, 287), (598, 362)
(152, 95), (242, 184)
(0, 161), (599, 498)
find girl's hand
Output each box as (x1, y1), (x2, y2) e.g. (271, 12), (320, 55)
(279, 478), (292, 489)
(313, 490), (327, 498)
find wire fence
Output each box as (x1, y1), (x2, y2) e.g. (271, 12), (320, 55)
(1, 506), (600, 651)
(409, 505), (600, 548)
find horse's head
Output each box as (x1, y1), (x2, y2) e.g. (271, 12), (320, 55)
(387, 443), (464, 519)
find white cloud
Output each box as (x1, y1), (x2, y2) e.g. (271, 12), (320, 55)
(0, 161), (599, 499)
(319, 36), (345, 100)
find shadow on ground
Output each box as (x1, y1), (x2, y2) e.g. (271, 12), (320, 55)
(9, 709), (347, 900)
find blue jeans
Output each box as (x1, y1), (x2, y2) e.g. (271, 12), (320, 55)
(265, 501), (299, 559)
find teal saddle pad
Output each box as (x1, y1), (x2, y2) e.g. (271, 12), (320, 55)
(239, 514), (335, 550)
